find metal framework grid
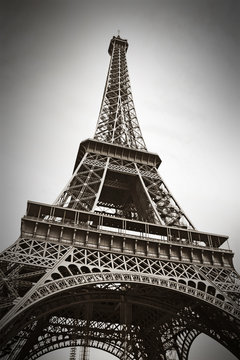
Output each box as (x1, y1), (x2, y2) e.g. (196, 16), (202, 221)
(0, 35), (239, 360)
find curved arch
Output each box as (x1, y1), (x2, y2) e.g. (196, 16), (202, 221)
(188, 280), (196, 288)
(51, 272), (61, 280)
(207, 285), (216, 296)
(68, 264), (81, 275)
(179, 279), (186, 285)
(29, 338), (131, 360)
(80, 266), (91, 273)
(1, 279), (239, 360)
(197, 281), (206, 291)
(179, 329), (200, 360)
(11, 271), (238, 324)
(58, 265), (71, 277)
(216, 294), (225, 301)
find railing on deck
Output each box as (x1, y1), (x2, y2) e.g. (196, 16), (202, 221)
(25, 201), (229, 250)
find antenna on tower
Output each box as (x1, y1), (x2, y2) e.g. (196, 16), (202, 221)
(117, 29), (120, 37)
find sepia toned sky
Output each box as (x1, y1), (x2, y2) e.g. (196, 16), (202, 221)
(1, 0), (239, 359)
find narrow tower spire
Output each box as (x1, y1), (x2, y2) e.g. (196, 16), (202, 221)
(94, 36), (147, 150)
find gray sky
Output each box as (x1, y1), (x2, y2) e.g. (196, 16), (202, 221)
(1, 0), (239, 359)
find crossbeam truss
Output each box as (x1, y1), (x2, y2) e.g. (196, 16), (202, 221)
(0, 35), (239, 360)
(55, 150), (194, 229)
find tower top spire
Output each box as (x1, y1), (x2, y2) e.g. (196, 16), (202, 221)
(108, 35), (129, 55)
(95, 35), (145, 150)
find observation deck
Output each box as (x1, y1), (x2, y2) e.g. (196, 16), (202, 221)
(21, 201), (233, 269)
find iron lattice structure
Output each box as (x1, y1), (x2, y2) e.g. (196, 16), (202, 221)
(0, 35), (239, 360)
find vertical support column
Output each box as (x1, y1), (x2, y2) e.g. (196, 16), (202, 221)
(79, 302), (92, 360)
(92, 157), (110, 211)
(120, 296), (132, 360)
(134, 163), (163, 225)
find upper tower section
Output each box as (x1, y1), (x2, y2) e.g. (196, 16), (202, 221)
(94, 36), (147, 150)
(108, 35), (129, 55)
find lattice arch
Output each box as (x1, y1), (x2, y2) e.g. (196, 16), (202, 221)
(7, 273), (239, 321)
(1, 278), (238, 360)
(27, 328), (200, 360)
(28, 339), (133, 360)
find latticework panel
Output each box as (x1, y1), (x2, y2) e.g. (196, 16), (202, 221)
(55, 153), (108, 211)
(197, 265), (240, 305)
(0, 238), (69, 268)
(137, 163), (194, 228)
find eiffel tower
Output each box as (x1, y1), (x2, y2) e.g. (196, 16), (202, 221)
(0, 35), (239, 360)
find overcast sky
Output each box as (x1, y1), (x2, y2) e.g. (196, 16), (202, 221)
(1, 0), (239, 359)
